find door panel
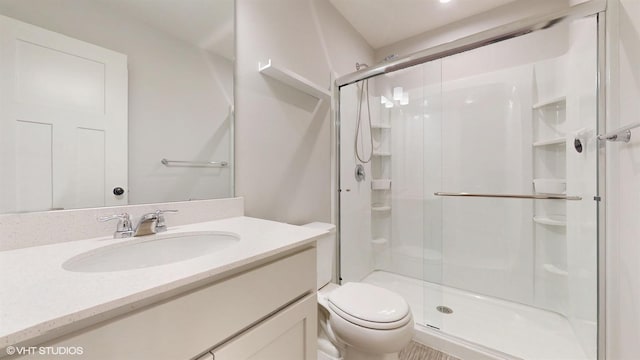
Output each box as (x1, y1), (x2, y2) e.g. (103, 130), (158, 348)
(15, 39), (106, 113)
(15, 120), (52, 212)
(0, 14), (128, 213)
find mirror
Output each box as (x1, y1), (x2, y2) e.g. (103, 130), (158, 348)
(0, 0), (234, 214)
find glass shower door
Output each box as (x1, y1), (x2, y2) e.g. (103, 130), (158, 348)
(338, 59), (446, 331)
(430, 15), (599, 360)
(338, 13), (599, 360)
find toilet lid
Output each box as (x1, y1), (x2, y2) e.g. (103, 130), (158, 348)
(327, 282), (411, 330)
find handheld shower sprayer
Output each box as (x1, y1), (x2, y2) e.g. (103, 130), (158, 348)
(354, 62), (372, 167)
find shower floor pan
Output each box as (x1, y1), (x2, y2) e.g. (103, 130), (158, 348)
(362, 271), (592, 360)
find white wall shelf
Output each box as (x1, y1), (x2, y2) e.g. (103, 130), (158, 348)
(372, 151), (392, 157)
(533, 137), (566, 147)
(258, 59), (330, 100)
(371, 124), (391, 129)
(532, 96), (566, 109)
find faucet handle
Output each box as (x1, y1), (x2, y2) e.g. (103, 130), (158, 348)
(98, 213), (133, 238)
(154, 210), (178, 232)
(98, 213), (131, 222)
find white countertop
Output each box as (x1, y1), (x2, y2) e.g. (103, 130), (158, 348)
(0, 216), (326, 348)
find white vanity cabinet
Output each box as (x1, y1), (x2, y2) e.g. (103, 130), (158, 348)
(205, 294), (316, 360)
(11, 246), (317, 360)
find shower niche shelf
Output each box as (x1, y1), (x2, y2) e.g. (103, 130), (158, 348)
(371, 179), (391, 190)
(371, 238), (389, 251)
(532, 96), (566, 109)
(372, 151), (391, 157)
(533, 215), (567, 227)
(258, 59), (330, 100)
(533, 178), (566, 195)
(372, 205), (391, 212)
(533, 137), (566, 147)
(532, 89), (568, 315)
(543, 263), (569, 277)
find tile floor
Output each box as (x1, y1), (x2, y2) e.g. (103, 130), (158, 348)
(400, 341), (462, 360)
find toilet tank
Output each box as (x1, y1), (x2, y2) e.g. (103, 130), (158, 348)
(302, 222), (336, 290)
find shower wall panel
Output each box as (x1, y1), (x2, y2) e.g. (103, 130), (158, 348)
(439, 66), (535, 304)
(339, 84), (375, 282)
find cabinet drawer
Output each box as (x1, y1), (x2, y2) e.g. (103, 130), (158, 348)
(212, 293), (317, 360)
(14, 247), (316, 360)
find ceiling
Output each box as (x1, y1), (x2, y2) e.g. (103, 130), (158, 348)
(329, 0), (518, 49)
(97, 0), (234, 59)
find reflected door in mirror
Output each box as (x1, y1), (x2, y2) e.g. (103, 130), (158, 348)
(0, 15), (128, 213)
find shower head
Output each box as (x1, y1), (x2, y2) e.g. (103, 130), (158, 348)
(383, 54), (398, 62)
(355, 62), (369, 71)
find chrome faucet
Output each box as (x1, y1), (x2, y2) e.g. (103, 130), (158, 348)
(98, 210), (178, 238)
(133, 212), (159, 237)
(133, 210), (178, 236)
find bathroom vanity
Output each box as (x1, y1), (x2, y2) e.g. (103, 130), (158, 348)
(0, 216), (324, 360)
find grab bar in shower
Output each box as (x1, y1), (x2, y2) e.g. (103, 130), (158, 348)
(161, 158), (229, 168)
(434, 192), (582, 201)
(597, 122), (640, 143)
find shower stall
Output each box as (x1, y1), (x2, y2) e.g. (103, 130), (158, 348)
(335, 4), (604, 360)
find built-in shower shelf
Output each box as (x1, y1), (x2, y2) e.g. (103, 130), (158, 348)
(533, 137), (566, 147)
(372, 205), (391, 212)
(371, 124), (391, 129)
(371, 238), (389, 251)
(258, 59), (330, 100)
(533, 215), (567, 226)
(371, 179), (391, 190)
(543, 263), (568, 276)
(532, 96), (566, 109)
(372, 151), (391, 157)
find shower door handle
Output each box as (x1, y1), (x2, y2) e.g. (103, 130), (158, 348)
(434, 192), (582, 200)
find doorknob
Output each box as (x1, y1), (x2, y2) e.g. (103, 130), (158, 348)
(113, 187), (125, 196)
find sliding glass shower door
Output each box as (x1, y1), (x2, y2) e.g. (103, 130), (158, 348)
(338, 13), (599, 360)
(428, 15), (598, 359)
(338, 57), (446, 330)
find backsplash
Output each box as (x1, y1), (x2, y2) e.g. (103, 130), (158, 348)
(0, 197), (244, 251)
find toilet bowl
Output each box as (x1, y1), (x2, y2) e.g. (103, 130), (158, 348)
(303, 222), (414, 360)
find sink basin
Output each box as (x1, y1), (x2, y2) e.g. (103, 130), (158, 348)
(63, 231), (240, 273)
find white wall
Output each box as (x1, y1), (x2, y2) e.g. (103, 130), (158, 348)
(606, 0), (640, 359)
(374, 0), (571, 62)
(0, 0), (233, 205)
(235, 0), (373, 224)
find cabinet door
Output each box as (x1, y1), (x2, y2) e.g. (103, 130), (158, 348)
(213, 294), (317, 360)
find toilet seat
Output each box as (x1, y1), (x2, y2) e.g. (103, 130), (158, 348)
(327, 282), (411, 330)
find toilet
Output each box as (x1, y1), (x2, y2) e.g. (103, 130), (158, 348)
(303, 222), (414, 360)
